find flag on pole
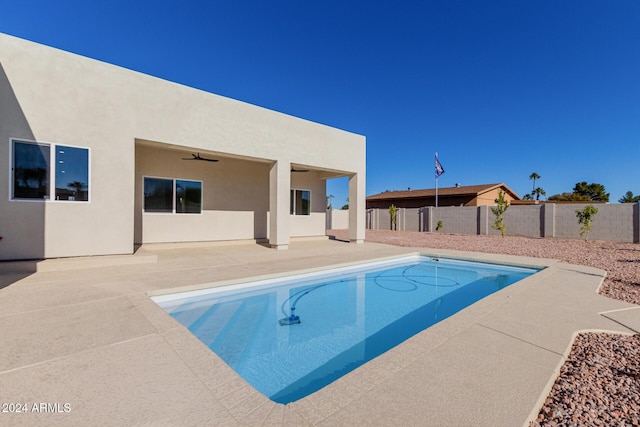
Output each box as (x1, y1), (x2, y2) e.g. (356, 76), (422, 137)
(435, 154), (445, 178)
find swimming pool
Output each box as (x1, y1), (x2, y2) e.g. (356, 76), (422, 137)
(152, 254), (539, 403)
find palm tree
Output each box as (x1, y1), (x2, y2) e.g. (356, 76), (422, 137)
(67, 181), (87, 200)
(326, 194), (334, 209)
(522, 194), (533, 201)
(618, 191), (640, 203)
(529, 172), (540, 194)
(533, 187), (546, 201)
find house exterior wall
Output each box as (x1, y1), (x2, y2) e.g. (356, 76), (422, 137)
(366, 196), (475, 209)
(289, 170), (327, 238)
(366, 187), (517, 209)
(0, 33), (365, 260)
(135, 145), (271, 244)
(326, 209), (349, 230)
(472, 188), (517, 207)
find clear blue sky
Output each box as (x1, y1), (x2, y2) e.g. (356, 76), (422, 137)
(2, 1), (639, 205)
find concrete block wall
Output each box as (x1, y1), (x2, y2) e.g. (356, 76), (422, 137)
(366, 203), (640, 243)
(498, 205), (543, 238)
(398, 208), (421, 231)
(553, 204), (635, 242)
(431, 206), (479, 235)
(379, 209), (392, 230)
(366, 209), (378, 230)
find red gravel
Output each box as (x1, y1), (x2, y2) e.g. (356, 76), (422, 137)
(531, 333), (640, 427)
(328, 230), (640, 426)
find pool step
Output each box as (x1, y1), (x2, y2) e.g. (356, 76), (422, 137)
(171, 297), (223, 328)
(208, 296), (271, 366)
(188, 301), (245, 347)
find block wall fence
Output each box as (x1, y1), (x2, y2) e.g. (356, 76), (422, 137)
(365, 203), (640, 243)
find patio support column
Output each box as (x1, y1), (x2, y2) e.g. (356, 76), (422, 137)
(269, 160), (290, 250)
(348, 172), (365, 243)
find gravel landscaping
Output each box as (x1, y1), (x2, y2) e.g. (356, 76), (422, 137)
(327, 229), (640, 426)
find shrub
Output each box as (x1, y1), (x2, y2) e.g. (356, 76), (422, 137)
(389, 204), (397, 231)
(491, 190), (510, 237)
(576, 205), (598, 241)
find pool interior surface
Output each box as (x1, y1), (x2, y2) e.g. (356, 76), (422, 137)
(153, 255), (540, 403)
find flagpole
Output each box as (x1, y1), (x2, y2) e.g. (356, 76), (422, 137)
(435, 152), (439, 208)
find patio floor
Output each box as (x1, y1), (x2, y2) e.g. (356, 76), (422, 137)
(0, 239), (637, 426)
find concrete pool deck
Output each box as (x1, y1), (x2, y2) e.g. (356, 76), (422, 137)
(0, 239), (637, 426)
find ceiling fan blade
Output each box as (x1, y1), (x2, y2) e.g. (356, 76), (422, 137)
(181, 153), (219, 162)
(291, 168), (309, 173)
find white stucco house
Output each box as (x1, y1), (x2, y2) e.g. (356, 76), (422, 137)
(0, 33), (365, 261)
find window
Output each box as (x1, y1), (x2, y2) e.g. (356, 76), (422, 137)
(176, 180), (202, 214)
(143, 177), (202, 214)
(290, 189), (311, 215)
(55, 145), (89, 201)
(144, 178), (173, 213)
(12, 139), (89, 201)
(12, 141), (50, 199)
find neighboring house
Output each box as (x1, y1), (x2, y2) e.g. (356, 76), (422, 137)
(0, 33), (365, 260)
(366, 183), (520, 209)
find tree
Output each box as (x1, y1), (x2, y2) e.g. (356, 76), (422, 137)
(548, 192), (591, 202)
(532, 187), (546, 201)
(491, 190), (509, 237)
(522, 194), (533, 201)
(67, 181), (87, 199)
(326, 194), (334, 209)
(575, 205), (598, 241)
(389, 204), (397, 231)
(618, 191), (640, 203)
(573, 182), (609, 202)
(529, 172), (540, 194)
(341, 197), (349, 210)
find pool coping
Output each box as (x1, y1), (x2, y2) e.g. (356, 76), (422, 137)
(147, 250), (557, 299)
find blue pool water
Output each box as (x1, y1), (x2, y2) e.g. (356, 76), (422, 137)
(153, 255), (539, 403)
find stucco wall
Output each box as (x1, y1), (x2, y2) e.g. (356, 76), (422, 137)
(0, 33), (364, 259)
(289, 170), (327, 237)
(326, 209), (349, 230)
(135, 145), (270, 244)
(473, 188), (517, 207)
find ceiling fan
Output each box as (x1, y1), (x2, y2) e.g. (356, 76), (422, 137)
(291, 167), (309, 173)
(181, 153), (219, 162)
